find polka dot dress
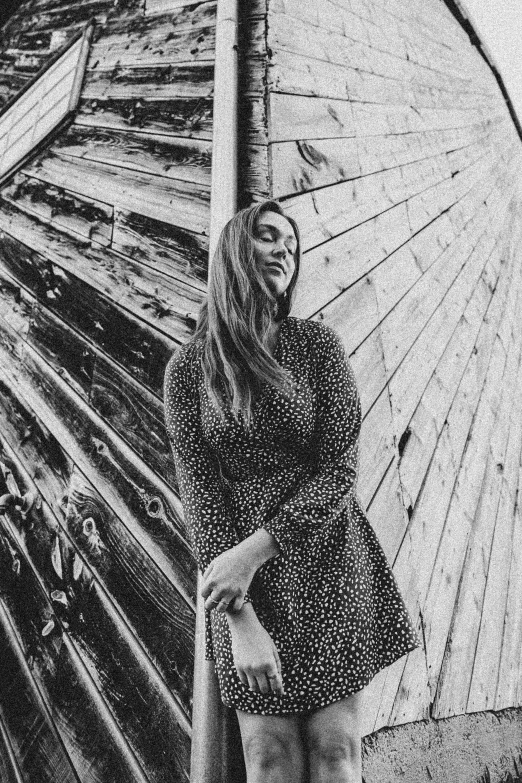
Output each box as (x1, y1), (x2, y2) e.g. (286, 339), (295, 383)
(163, 316), (420, 715)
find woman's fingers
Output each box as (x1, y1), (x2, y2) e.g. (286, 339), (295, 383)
(204, 593), (228, 612)
(226, 595), (244, 613)
(256, 673), (271, 695)
(272, 643), (282, 674)
(269, 670), (285, 697)
(246, 672), (259, 693)
(240, 666), (284, 697)
(237, 668), (249, 688)
(203, 588), (245, 612)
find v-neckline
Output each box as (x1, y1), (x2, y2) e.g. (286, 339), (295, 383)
(269, 315), (289, 360)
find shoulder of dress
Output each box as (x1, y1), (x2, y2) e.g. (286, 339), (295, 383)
(164, 338), (203, 387)
(289, 317), (343, 349)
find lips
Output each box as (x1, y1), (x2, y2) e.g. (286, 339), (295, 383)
(266, 263), (285, 274)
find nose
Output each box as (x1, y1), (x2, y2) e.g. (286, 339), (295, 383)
(273, 237), (287, 258)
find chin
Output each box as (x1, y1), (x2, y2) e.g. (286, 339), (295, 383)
(265, 280), (288, 298)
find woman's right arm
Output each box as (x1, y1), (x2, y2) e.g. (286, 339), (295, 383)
(163, 347), (246, 583)
(226, 603), (285, 697)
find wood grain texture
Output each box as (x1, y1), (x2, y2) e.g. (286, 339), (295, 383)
(23, 150), (210, 234)
(53, 125), (212, 186)
(0, 514), (150, 783)
(2, 172), (113, 246)
(0, 231), (178, 398)
(0, 201), (204, 344)
(76, 95), (214, 140)
(0, 315), (195, 604)
(112, 209), (208, 290)
(0, 600), (80, 783)
(0, 443), (192, 783)
(0, 359), (194, 714)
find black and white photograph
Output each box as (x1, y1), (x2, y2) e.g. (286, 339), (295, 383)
(0, 0), (520, 780)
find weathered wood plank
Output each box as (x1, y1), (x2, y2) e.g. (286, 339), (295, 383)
(284, 131), (505, 253)
(0, 372), (193, 711)
(144, 0), (211, 16)
(82, 62), (214, 101)
(2, 173), (113, 247)
(0, 444), (192, 781)
(268, 11), (488, 99)
(494, 461), (522, 708)
(271, 121), (501, 199)
(380, 164), (517, 392)
(10, 282), (180, 494)
(387, 178), (517, 440)
(112, 209), (208, 290)
(0, 271), (34, 338)
(0, 201), (204, 344)
(375, 221), (520, 729)
(96, 0), (215, 39)
(76, 96), (213, 140)
(64, 467), (194, 711)
(362, 454), (409, 566)
(268, 91), (505, 142)
(465, 353), (522, 712)
(28, 303), (96, 400)
(0, 320), (195, 604)
(53, 125), (212, 187)
(269, 49), (497, 111)
(387, 615), (430, 727)
(271, 137), (361, 198)
(90, 354), (177, 488)
(270, 0), (475, 82)
(24, 151), (210, 235)
(0, 232), (178, 398)
(10, 1), (110, 36)
(396, 229), (513, 514)
(0, 716), (23, 783)
(238, 96), (267, 147)
(90, 16), (215, 68)
(0, 600), (79, 783)
(416, 261), (520, 707)
(431, 305), (521, 718)
(291, 202), (412, 319)
(0, 521), (149, 783)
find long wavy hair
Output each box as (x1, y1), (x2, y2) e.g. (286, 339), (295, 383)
(192, 200), (301, 428)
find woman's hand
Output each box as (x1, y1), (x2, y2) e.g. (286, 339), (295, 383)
(202, 529), (281, 613)
(227, 604), (284, 697)
(201, 544), (256, 613)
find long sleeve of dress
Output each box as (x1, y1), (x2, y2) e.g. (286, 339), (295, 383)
(163, 345), (251, 604)
(261, 324), (362, 559)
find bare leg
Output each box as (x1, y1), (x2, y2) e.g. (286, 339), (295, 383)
(236, 709), (306, 783)
(304, 690), (363, 783)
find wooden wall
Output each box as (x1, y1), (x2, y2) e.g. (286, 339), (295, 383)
(243, 0), (522, 740)
(0, 0), (216, 780)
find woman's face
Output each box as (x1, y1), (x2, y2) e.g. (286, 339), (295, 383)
(252, 211), (297, 297)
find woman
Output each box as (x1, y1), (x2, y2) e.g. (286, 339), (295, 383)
(163, 200), (419, 782)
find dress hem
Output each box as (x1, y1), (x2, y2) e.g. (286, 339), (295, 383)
(216, 640), (420, 716)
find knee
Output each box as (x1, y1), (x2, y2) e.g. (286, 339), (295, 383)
(243, 731), (302, 776)
(308, 731), (360, 778)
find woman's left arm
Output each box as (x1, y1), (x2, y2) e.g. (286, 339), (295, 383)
(260, 323), (362, 559)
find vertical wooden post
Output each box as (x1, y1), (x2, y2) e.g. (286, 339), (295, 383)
(189, 1), (244, 781)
